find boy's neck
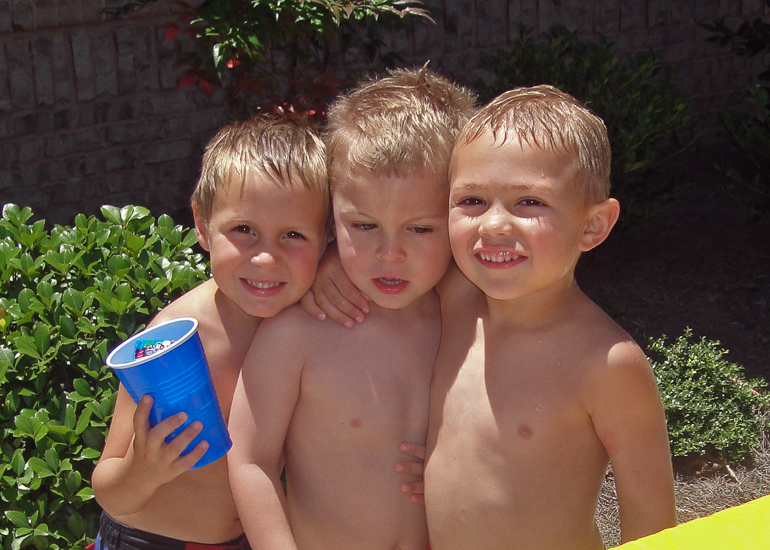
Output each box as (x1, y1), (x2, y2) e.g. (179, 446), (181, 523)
(368, 289), (440, 323)
(213, 287), (263, 331)
(485, 276), (585, 332)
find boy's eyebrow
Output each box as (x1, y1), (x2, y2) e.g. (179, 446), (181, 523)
(451, 181), (546, 193)
(337, 205), (446, 223)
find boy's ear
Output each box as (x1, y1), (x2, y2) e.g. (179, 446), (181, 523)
(579, 198), (620, 252)
(191, 202), (211, 252)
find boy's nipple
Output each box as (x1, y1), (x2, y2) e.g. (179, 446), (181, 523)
(517, 424), (533, 439)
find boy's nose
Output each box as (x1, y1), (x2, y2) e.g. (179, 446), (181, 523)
(479, 205), (513, 237)
(375, 236), (406, 262)
(251, 248), (279, 267)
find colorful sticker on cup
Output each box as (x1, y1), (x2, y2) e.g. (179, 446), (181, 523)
(134, 339), (176, 359)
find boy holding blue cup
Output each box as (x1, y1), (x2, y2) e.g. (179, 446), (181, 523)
(91, 115), (330, 550)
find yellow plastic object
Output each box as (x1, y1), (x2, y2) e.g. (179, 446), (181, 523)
(615, 495), (770, 549)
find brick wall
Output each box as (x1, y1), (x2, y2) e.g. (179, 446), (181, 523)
(0, 0), (228, 226)
(404, 0), (770, 114)
(1, 0), (769, 226)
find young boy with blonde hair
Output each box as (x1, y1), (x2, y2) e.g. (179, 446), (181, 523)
(227, 66), (476, 550)
(424, 85), (677, 549)
(91, 115), (330, 550)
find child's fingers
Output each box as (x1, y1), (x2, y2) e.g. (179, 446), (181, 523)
(299, 290), (327, 321)
(132, 395), (154, 447)
(399, 441), (426, 460)
(163, 420), (203, 456)
(324, 282), (367, 324)
(333, 277), (370, 315)
(146, 412), (190, 448)
(401, 480), (425, 503)
(313, 287), (359, 328)
(175, 440), (209, 471)
(395, 460), (424, 476)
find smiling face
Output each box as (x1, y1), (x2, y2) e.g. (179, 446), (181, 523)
(195, 172), (329, 319)
(449, 131), (601, 303)
(332, 169), (452, 310)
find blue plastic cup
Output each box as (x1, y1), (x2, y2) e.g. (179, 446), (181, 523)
(105, 317), (232, 469)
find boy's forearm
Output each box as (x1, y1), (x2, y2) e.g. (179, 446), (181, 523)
(618, 499), (677, 543)
(615, 453), (677, 543)
(92, 457), (161, 517)
(231, 463), (298, 550)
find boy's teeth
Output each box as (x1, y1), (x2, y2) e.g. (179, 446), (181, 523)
(480, 252), (518, 263)
(379, 278), (404, 286)
(247, 280), (282, 289)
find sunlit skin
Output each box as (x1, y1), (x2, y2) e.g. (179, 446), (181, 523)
(333, 170), (453, 311)
(198, 173), (330, 320)
(423, 133), (676, 550)
(228, 170), (451, 550)
(92, 173), (328, 543)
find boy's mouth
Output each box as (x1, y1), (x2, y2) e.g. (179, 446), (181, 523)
(243, 278), (286, 296)
(373, 277), (409, 294)
(476, 251), (524, 267)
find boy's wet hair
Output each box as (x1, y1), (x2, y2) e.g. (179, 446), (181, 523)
(457, 85), (611, 203)
(192, 115), (328, 223)
(325, 64), (477, 185)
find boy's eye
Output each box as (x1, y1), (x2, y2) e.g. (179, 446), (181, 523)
(411, 226), (433, 234)
(234, 225), (254, 234)
(519, 199), (546, 207)
(352, 222), (377, 231)
(456, 197), (485, 207)
(284, 231), (306, 240)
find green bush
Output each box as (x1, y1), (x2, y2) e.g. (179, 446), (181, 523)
(107, 0), (434, 120)
(648, 328), (769, 466)
(701, 7), (770, 219)
(477, 25), (696, 224)
(0, 204), (208, 550)
(715, 84), (770, 218)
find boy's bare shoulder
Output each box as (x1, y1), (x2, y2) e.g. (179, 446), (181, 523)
(150, 279), (217, 326)
(571, 296), (654, 396)
(254, 303), (332, 344)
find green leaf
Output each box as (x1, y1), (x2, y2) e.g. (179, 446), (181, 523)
(0, 345), (12, 381)
(72, 378), (93, 398)
(67, 511), (86, 539)
(6, 510), (31, 528)
(15, 335), (41, 359)
(45, 447), (61, 472)
(34, 323), (51, 355)
(11, 449), (26, 476)
(62, 288), (85, 313)
(28, 457), (55, 478)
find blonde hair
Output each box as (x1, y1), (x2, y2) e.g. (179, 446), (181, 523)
(325, 64), (477, 185)
(192, 115), (328, 223)
(458, 85), (611, 202)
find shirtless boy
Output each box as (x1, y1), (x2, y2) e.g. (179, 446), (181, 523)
(227, 67), (475, 550)
(424, 85), (677, 550)
(91, 116), (329, 550)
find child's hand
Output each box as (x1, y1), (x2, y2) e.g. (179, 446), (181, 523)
(129, 395), (208, 485)
(396, 441), (426, 504)
(300, 245), (370, 328)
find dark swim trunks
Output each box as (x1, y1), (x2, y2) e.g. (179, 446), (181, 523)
(88, 512), (250, 550)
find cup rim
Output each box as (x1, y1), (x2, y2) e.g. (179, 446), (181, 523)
(106, 317), (199, 369)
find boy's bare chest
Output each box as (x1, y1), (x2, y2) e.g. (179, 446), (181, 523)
(298, 321), (438, 429)
(432, 320), (596, 454)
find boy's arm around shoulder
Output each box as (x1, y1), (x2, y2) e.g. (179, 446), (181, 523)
(228, 306), (311, 550)
(587, 338), (677, 543)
